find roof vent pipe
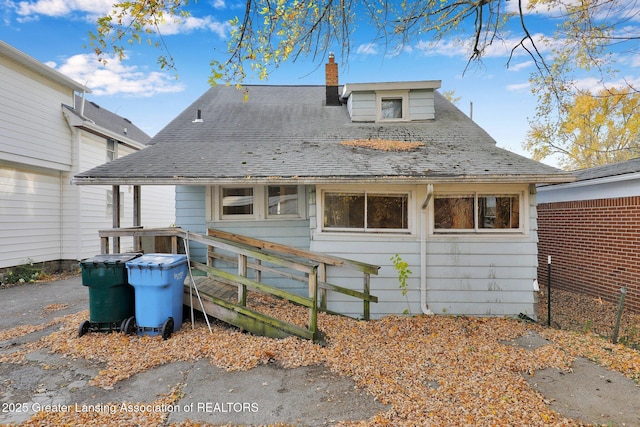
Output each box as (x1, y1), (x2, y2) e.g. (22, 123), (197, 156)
(192, 109), (203, 123)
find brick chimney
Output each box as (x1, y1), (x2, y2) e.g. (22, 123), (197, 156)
(325, 52), (341, 106)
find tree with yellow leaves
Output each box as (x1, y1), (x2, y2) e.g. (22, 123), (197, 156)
(524, 88), (640, 170)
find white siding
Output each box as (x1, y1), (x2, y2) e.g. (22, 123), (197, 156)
(347, 91), (377, 122)
(345, 89), (436, 122)
(310, 184), (538, 318)
(141, 185), (176, 227)
(409, 90), (435, 120)
(0, 163), (63, 268)
(0, 55), (74, 171)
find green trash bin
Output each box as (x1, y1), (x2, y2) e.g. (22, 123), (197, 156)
(78, 253), (141, 337)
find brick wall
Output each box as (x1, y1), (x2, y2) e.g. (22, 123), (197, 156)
(537, 196), (640, 313)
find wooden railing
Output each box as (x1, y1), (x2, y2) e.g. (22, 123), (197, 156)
(97, 227), (379, 343)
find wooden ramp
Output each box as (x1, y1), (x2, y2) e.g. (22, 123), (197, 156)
(183, 276), (320, 343)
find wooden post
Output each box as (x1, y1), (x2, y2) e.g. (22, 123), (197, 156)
(133, 185), (141, 252)
(100, 237), (109, 254)
(238, 254), (247, 306)
(308, 266), (318, 338)
(112, 185), (120, 254)
(363, 273), (371, 321)
(318, 263), (327, 311)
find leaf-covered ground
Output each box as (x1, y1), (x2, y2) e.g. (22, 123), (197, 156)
(1, 288), (639, 427)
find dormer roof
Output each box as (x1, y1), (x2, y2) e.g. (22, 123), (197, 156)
(341, 80), (441, 98)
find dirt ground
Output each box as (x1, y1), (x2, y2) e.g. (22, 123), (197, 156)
(1, 274), (639, 427)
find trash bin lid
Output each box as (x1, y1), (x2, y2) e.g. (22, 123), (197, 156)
(125, 253), (187, 269)
(81, 253), (142, 266)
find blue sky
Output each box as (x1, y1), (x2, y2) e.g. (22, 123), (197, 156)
(2, 0), (638, 169)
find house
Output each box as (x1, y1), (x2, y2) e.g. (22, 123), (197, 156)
(537, 157), (640, 313)
(0, 40), (175, 274)
(72, 55), (573, 318)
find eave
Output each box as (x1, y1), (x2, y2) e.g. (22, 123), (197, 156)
(71, 173), (575, 186)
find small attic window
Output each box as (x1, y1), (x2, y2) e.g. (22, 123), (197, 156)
(376, 91), (409, 121)
(381, 98), (402, 119)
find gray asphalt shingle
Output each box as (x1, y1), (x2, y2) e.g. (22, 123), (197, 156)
(73, 84), (572, 185)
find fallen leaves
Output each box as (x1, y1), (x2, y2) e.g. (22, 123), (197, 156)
(340, 139), (425, 151)
(2, 288), (639, 427)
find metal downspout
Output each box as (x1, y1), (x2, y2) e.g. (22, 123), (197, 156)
(421, 184), (434, 315)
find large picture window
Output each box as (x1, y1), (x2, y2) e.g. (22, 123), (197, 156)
(323, 191), (409, 232)
(434, 192), (520, 232)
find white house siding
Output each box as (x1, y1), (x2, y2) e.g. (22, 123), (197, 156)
(177, 184), (539, 318)
(141, 186), (176, 228)
(0, 54), (73, 171)
(346, 91), (376, 121)
(408, 90), (435, 120)
(310, 185), (539, 319)
(1, 48), (76, 269)
(345, 89), (435, 122)
(0, 163), (63, 268)
(310, 236), (423, 318)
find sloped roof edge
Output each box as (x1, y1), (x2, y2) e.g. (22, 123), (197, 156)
(0, 40), (90, 93)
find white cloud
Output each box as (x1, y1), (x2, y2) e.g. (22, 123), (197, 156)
(506, 82), (530, 91)
(16, 0), (113, 17)
(50, 53), (185, 96)
(507, 60), (534, 72)
(156, 15), (231, 38)
(356, 43), (379, 55)
(13, 0), (230, 38)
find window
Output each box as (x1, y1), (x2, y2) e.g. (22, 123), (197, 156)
(106, 139), (116, 162)
(106, 190), (124, 217)
(323, 191), (409, 232)
(381, 98), (403, 119)
(376, 91), (408, 121)
(434, 193), (520, 232)
(268, 186), (299, 216)
(217, 185), (304, 220)
(222, 187), (254, 216)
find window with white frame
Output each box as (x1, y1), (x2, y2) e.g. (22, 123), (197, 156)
(106, 190), (124, 217)
(376, 91), (409, 121)
(267, 185), (299, 216)
(217, 185), (303, 220)
(434, 192), (521, 232)
(322, 190), (409, 232)
(106, 139), (116, 162)
(221, 187), (254, 217)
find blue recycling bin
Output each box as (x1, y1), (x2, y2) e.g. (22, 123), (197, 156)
(125, 254), (188, 339)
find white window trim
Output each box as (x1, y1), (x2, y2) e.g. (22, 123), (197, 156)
(376, 90), (410, 122)
(430, 184), (528, 235)
(211, 185), (305, 221)
(266, 185), (306, 219)
(317, 185), (415, 235)
(106, 139), (117, 162)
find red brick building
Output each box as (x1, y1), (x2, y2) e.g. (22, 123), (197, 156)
(536, 158), (640, 313)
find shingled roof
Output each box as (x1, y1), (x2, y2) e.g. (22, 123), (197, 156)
(73, 84), (573, 186)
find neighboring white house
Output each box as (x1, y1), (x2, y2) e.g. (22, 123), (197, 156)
(0, 40), (175, 272)
(73, 56), (574, 318)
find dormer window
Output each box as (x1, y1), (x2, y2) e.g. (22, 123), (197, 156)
(342, 81), (441, 122)
(381, 98), (403, 119)
(376, 91), (409, 121)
